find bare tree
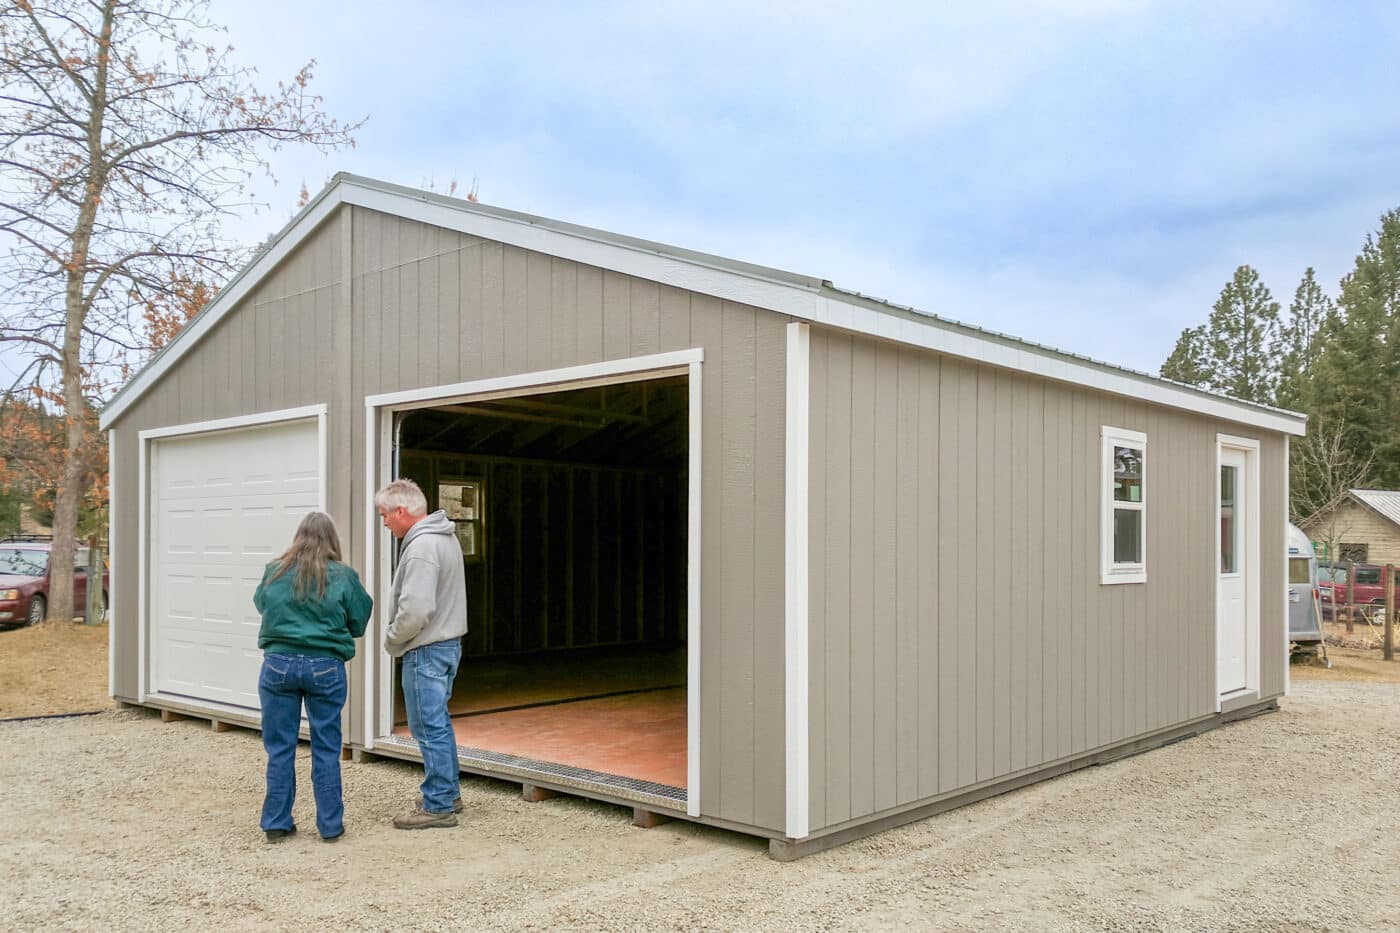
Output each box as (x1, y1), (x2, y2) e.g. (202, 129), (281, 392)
(0, 0), (360, 622)
(1292, 415), (1374, 559)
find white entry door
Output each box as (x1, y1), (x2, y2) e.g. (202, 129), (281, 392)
(1217, 447), (1249, 694)
(149, 418), (321, 710)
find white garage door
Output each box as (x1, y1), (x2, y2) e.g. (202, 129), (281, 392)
(150, 418), (321, 711)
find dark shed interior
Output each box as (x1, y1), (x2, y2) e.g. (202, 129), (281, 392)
(390, 375), (689, 792)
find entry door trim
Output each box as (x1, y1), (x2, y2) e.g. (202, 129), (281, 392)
(137, 404), (329, 708)
(363, 348), (705, 818)
(1215, 433), (1260, 711)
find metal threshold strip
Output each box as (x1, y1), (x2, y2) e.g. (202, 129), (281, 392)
(376, 734), (687, 812)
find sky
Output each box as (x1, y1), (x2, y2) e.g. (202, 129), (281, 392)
(18, 0), (1400, 384)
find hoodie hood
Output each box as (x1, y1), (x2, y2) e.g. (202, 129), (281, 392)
(403, 509), (455, 548)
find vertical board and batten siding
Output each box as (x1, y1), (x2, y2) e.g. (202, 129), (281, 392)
(109, 212), (348, 705)
(345, 206), (789, 832)
(806, 328), (1288, 836)
(112, 204), (790, 833)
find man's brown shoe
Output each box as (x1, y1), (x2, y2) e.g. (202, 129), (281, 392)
(419, 795), (464, 814)
(393, 806), (458, 830)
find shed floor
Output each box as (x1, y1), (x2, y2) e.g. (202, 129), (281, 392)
(391, 644), (687, 790)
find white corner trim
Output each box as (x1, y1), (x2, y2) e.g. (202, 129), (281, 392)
(1101, 426), (1147, 586)
(687, 358), (703, 819)
(784, 323), (811, 838)
(137, 433), (148, 702)
(107, 428), (117, 698)
(1283, 435), (1292, 698)
(363, 349), (704, 411)
(100, 189), (344, 431)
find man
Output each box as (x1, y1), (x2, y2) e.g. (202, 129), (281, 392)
(375, 478), (469, 829)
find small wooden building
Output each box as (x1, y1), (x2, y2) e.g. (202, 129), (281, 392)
(1304, 489), (1400, 566)
(100, 175), (1306, 857)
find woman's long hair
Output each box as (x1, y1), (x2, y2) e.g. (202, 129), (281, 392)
(268, 511), (342, 601)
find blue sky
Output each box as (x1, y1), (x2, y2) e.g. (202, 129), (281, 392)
(81, 2), (1400, 379)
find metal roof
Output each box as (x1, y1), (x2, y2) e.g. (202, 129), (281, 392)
(100, 173), (1309, 435)
(1350, 489), (1400, 528)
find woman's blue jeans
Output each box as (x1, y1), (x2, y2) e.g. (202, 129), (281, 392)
(401, 640), (462, 814)
(258, 654), (348, 839)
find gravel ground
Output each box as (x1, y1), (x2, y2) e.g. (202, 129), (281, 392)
(2, 680), (1397, 932)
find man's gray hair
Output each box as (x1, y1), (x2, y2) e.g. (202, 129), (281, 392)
(374, 478), (428, 516)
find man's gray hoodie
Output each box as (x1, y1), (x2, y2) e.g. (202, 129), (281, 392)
(384, 510), (468, 657)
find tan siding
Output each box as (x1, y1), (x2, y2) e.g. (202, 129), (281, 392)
(1305, 499), (1400, 566)
(805, 327), (1291, 834)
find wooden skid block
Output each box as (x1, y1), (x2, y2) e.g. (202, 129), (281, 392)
(632, 808), (672, 829)
(521, 783), (558, 803)
(341, 746), (353, 762)
(160, 709), (188, 724)
(211, 719), (235, 733)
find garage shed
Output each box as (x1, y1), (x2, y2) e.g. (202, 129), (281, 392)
(101, 174), (1307, 858)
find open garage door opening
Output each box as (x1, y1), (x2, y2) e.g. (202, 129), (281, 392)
(385, 374), (689, 804)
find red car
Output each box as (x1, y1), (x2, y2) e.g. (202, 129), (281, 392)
(1317, 560), (1397, 621)
(0, 536), (109, 626)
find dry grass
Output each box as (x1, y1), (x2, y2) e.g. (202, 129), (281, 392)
(1291, 645), (1400, 683)
(0, 621), (110, 718)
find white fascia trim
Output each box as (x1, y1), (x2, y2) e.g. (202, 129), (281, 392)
(136, 404), (329, 441)
(686, 358), (703, 818)
(100, 189), (344, 431)
(1101, 426), (1147, 586)
(784, 323), (811, 838)
(107, 428), (117, 698)
(342, 181), (1304, 437)
(363, 349), (704, 411)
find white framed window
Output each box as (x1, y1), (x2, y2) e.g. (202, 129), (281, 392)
(1101, 426), (1146, 584)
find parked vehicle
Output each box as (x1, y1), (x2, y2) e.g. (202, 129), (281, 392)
(1287, 524), (1322, 647)
(1317, 559), (1397, 621)
(0, 535), (109, 626)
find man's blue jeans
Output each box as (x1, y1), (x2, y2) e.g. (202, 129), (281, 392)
(401, 639), (462, 814)
(258, 654), (347, 839)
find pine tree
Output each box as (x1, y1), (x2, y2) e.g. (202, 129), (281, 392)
(1275, 267), (1334, 410)
(1161, 265), (1283, 404)
(1160, 325), (1211, 386)
(1308, 209), (1400, 487)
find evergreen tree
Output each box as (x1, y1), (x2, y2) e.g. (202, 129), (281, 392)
(1160, 265), (1283, 404)
(1308, 208), (1400, 487)
(1275, 267), (1334, 410)
(1160, 325), (1211, 385)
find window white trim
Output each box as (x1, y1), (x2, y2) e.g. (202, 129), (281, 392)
(1101, 426), (1147, 585)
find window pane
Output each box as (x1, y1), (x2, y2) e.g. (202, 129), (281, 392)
(1113, 446), (1143, 502)
(1220, 465), (1237, 573)
(1356, 568), (1381, 585)
(1113, 508), (1142, 563)
(1288, 558), (1312, 585)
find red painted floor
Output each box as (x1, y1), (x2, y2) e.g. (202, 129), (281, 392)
(390, 645), (687, 789)
(394, 686), (687, 789)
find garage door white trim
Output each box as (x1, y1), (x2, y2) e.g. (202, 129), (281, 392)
(138, 404), (327, 708)
(363, 349), (704, 818)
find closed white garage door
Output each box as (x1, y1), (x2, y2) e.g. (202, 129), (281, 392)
(150, 418), (321, 710)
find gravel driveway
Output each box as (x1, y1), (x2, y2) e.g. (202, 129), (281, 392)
(3, 680), (1397, 931)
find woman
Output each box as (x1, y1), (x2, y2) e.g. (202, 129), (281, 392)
(254, 511), (372, 843)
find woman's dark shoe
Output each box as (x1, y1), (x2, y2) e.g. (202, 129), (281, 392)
(264, 826), (298, 843)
